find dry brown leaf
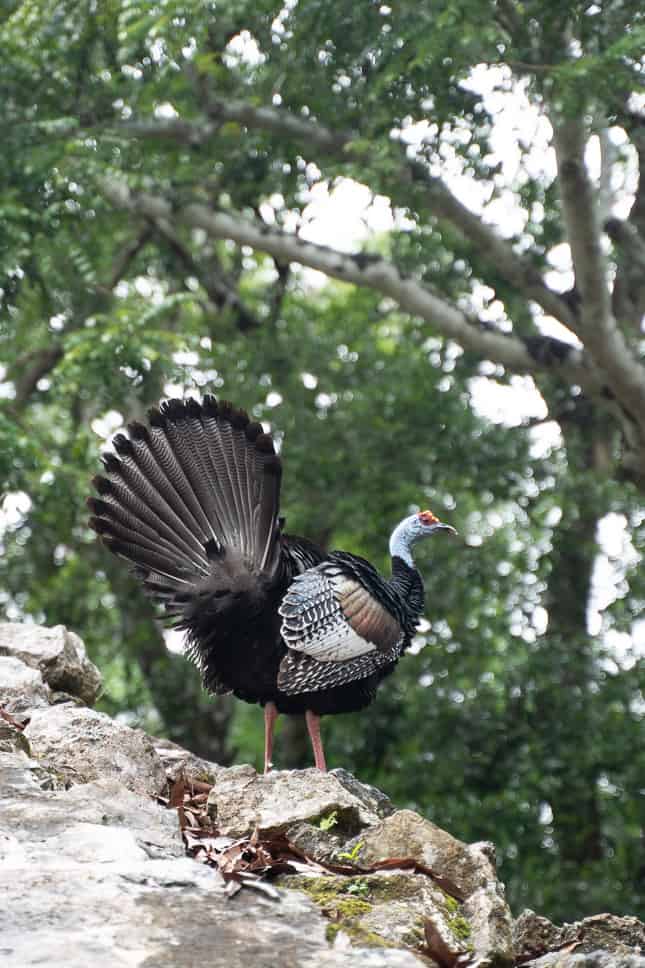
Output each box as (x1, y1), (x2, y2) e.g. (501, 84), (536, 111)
(0, 707), (26, 731)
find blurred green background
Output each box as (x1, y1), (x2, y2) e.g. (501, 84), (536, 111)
(1, 0), (644, 922)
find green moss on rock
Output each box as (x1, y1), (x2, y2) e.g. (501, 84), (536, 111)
(325, 921), (395, 947)
(443, 893), (459, 915)
(281, 875), (395, 948)
(439, 888), (473, 945)
(449, 913), (472, 942)
(365, 874), (420, 902)
(285, 874), (373, 913)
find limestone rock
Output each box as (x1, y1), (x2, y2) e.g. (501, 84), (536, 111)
(515, 909), (645, 964)
(0, 748), (61, 795)
(0, 720), (30, 755)
(0, 859), (425, 968)
(0, 621), (640, 968)
(282, 869), (472, 960)
(24, 704), (167, 796)
(0, 743), (425, 968)
(329, 768), (395, 820)
(343, 808), (514, 966)
(523, 954), (645, 967)
(153, 735), (222, 785)
(0, 655), (52, 718)
(513, 909), (564, 962)
(207, 764), (389, 838)
(0, 622), (101, 705)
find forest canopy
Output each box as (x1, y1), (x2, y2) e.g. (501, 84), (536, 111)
(1, 0), (644, 922)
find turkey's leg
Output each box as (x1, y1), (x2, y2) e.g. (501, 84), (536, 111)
(305, 710), (327, 771)
(263, 701), (279, 773)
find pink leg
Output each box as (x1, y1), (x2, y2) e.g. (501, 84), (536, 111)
(305, 710), (327, 772)
(263, 701), (279, 774)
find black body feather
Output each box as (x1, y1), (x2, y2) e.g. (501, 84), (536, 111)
(89, 396), (426, 719)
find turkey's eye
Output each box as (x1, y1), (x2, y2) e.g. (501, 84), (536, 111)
(418, 510), (439, 525)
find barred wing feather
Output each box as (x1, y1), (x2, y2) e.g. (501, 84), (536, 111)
(277, 562), (404, 694)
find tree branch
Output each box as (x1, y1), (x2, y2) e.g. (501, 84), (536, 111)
(101, 177), (600, 390)
(405, 158), (578, 329)
(105, 225), (153, 290)
(117, 98), (345, 154)
(604, 217), (645, 329)
(552, 116), (645, 417)
(108, 99), (576, 331)
(13, 346), (64, 409)
(151, 218), (261, 331)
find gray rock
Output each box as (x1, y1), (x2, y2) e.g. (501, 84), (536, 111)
(24, 704), (167, 796)
(329, 768), (395, 819)
(0, 655), (51, 718)
(0, 748), (60, 796)
(153, 735), (221, 784)
(0, 812), (425, 968)
(207, 765), (388, 838)
(0, 774), (182, 860)
(343, 808), (514, 966)
(1, 622), (640, 968)
(514, 909), (564, 962)
(515, 909), (645, 962)
(0, 622), (101, 705)
(0, 721), (30, 755)
(524, 954), (645, 967)
(281, 868), (471, 960)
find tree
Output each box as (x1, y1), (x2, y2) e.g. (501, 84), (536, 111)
(1, 0), (644, 920)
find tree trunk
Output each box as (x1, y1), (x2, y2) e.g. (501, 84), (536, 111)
(535, 402), (609, 865)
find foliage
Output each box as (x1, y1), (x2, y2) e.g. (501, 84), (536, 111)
(1, 0), (644, 923)
(318, 811), (339, 832)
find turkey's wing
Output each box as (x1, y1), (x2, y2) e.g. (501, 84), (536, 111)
(277, 563), (403, 694)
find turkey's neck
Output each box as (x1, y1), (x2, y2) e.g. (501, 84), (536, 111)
(389, 519), (416, 569)
(388, 519), (424, 612)
(389, 554), (420, 600)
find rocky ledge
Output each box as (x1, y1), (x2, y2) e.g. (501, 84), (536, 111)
(0, 621), (643, 968)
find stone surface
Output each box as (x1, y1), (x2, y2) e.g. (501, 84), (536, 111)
(153, 735), (222, 785)
(24, 704), (168, 796)
(281, 869), (472, 960)
(514, 909), (564, 962)
(0, 622), (102, 705)
(343, 808), (515, 966)
(207, 764), (390, 838)
(0, 720), (30, 755)
(524, 954), (645, 968)
(0, 774), (182, 858)
(515, 909), (645, 963)
(0, 865), (426, 968)
(1, 621), (642, 968)
(0, 742), (424, 968)
(0, 654), (51, 718)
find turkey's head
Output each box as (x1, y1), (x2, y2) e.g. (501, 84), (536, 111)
(389, 509), (457, 566)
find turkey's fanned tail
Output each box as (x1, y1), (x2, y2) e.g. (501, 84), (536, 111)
(88, 396), (283, 618)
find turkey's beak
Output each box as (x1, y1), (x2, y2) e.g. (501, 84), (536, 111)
(436, 524), (458, 536)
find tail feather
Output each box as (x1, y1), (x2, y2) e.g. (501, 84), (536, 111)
(89, 395), (284, 615)
(202, 401), (246, 549)
(150, 403), (216, 540)
(95, 451), (208, 568)
(121, 421), (210, 557)
(88, 502), (202, 577)
(103, 535), (196, 584)
(254, 438), (282, 571)
(181, 399), (231, 540)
